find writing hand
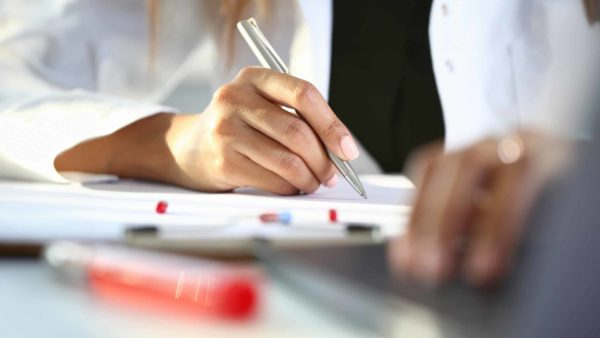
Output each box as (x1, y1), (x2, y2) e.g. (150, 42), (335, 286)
(56, 67), (359, 194)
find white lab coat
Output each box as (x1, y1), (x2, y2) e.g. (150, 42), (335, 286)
(430, 0), (600, 150)
(0, 0), (597, 183)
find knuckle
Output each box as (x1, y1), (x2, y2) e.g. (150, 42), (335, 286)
(211, 115), (235, 138)
(276, 152), (304, 174)
(236, 66), (258, 80)
(292, 80), (318, 105)
(284, 118), (312, 144)
(212, 84), (238, 105)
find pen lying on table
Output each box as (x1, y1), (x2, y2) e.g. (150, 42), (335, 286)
(237, 18), (367, 199)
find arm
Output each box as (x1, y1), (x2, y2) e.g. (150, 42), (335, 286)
(56, 67), (359, 194)
(2, 3), (358, 192)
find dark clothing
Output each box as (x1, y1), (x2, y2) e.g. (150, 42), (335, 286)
(328, 0), (444, 172)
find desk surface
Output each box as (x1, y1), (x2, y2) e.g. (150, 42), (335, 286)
(0, 259), (378, 338)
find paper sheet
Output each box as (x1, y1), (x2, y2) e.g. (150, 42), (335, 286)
(0, 175), (413, 242)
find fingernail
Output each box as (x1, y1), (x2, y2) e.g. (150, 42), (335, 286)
(324, 174), (338, 188)
(340, 136), (359, 160)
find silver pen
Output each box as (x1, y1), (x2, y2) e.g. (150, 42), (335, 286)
(237, 18), (367, 199)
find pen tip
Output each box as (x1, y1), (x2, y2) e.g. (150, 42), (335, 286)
(361, 192), (368, 199)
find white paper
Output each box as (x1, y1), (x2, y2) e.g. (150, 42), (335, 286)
(0, 175), (413, 242)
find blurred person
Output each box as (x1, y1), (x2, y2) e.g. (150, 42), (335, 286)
(390, 0), (600, 288)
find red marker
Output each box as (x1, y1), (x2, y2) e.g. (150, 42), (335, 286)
(43, 242), (262, 320)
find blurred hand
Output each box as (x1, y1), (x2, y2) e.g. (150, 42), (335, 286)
(56, 67), (359, 194)
(389, 131), (569, 288)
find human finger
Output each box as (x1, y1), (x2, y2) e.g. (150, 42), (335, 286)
(236, 67), (360, 161)
(405, 152), (464, 283)
(224, 151), (301, 196)
(233, 126), (322, 194)
(411, 139), (501, 283)
(238, 99), (337, 186)
(398, 138), (503, 284)
(392, 145), (445, 278)
(464, 141), (534, 287)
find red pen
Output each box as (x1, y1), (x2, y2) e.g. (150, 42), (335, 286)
(43, 242), (262, 320)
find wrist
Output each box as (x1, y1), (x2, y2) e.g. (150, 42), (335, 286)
(107, 112), (180, 182)
(55, 112), (181, 182)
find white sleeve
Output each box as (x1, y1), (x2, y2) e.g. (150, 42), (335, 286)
(0, 91), (178, 183)
(0, 1), (206, 183)
(526, 0), (600, 139)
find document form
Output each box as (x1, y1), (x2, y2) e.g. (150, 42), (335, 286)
(0, 175), (413, 242)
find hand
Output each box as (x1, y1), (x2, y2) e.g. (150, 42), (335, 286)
(388, 131), (569, 287)
(56, 67), (359, 194)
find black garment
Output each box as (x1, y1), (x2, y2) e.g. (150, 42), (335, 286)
(328, 0), (444, 172)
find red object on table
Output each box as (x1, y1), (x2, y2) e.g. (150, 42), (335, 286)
(155, 200), (169, 214)
(45, 243), (262, 321)
(328, 209), (338, 223)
